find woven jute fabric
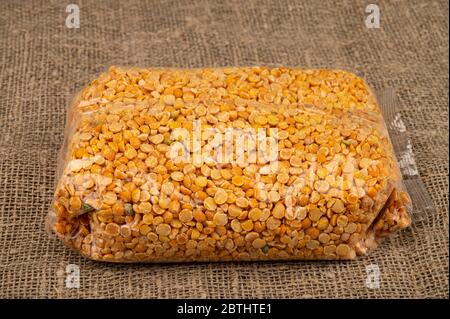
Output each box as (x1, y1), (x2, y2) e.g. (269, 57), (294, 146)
(0, 0), (448, 298)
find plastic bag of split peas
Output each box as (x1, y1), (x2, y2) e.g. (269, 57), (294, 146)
(48, 66), (412, 262)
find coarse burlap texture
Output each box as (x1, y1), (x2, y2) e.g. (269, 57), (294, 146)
(0, 0), (448, 298)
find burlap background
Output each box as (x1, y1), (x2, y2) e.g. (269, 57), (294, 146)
(0, 0), (448, 298)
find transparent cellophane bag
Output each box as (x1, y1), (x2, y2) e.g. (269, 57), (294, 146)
(48, 67), (414, 262)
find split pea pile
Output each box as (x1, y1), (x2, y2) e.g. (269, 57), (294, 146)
(52, 66), (411, 262)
